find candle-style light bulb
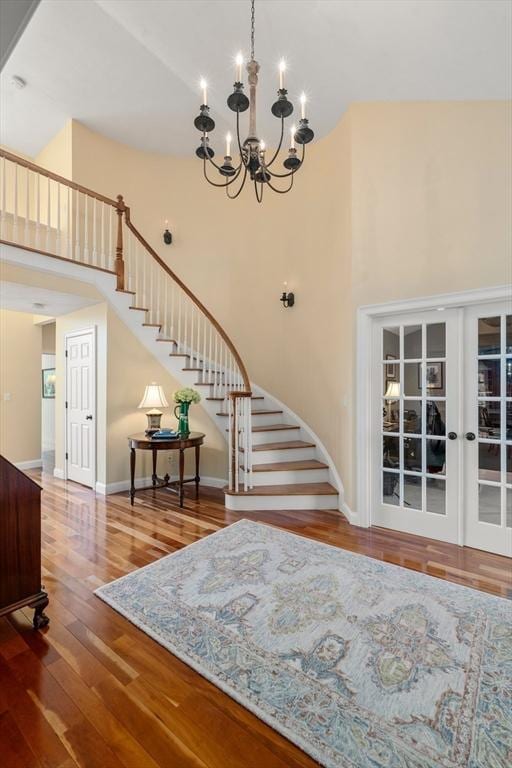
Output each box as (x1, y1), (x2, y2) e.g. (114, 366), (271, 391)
(300, 92), (306, 120)
(290, 124), (296, 150)
(235, 52), (243, 83)
(260, 140), (266, 153)
(226, 132), (232, 157)
(200, 78), (208, 106)
(279, 59), (286, 90)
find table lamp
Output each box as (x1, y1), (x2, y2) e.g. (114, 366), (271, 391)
(138, 383), (169, 435)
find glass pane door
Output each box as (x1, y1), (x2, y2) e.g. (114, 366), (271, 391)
(464, 303), (512, 556)
(373, 310), (460, 544)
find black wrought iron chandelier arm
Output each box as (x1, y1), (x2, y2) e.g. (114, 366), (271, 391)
(261, 142), (305, 179)
(254, 179), (263, 203)
(226, 165), (248, 199)
(265, 116), (285, 168)
(266, 174), (294, 194)
(202, 158), (244, 188)
(202, 134), (243, 174)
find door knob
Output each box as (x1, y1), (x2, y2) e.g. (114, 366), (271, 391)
(448, 432), (457, 440)
(85, 414), (93, 420)
(465, 432), (476, 441)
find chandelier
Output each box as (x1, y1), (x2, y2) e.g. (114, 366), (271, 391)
(193, 0), (314, 202)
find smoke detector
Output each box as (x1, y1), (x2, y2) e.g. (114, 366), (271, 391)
(33, 302), (46, 309)
(11, 75), (27, 90)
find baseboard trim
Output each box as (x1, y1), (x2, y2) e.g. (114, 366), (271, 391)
(53, 467), (65, 479)
(95, 475), (227, 496)
(15, 458), (42, 470)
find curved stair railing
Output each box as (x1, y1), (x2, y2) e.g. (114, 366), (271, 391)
(0, 149), (253, 491)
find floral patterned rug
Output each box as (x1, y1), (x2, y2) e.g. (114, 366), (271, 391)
(95, 519), (511, 768)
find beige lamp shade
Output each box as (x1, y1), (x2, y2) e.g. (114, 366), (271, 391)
(138, 383), (169, 410)
(385, 381), (400, 398)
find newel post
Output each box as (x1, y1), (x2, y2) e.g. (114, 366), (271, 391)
(115, 194), (126, 290)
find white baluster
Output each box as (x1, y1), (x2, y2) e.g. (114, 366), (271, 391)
(177, 290), (182, 352)
(36, 173), (40, 248)
(56, 183), (61, 256)
(92, 197), (97, 265)
(45, 176), (50, 251)
(67, 186), (72, 259)
(83, 194), (89, 261)
(75, 189), (80, 260)
(13, 164), (19, 243)
(108, 205), (113, 269)
(100, 202), (105, 269)
(0, 157), (5, 238)
(24, 167), (29, 246)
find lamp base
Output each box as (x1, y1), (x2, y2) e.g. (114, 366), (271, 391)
(145, 410), (163, 436)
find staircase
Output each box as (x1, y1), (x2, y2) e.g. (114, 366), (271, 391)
(0, 149), (340, 512)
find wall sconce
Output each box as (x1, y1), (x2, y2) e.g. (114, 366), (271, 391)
(280, 281), (295, 308)
(163, 219), (172, 245)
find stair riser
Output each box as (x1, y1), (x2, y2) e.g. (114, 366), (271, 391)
(218, 412), (283, 426)
(249, 468), (329, 486)
(250, 447), (316, 463)
(225, 494), (338, 512)
(252, 429), (300, 445)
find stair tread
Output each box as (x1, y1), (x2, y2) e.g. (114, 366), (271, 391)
(156, 338), (177, 343)
(207, 396), (263, 401)
(116, 288), (136, 294)
(250, 460), (328, 472)
(224, 482), (338, 497)
(252, 423), (299, 433)
(142, 323), (161, 328)
(216, 409), (282, 417)
(129, 306), (148, 312)
(250, 440), (316, 452)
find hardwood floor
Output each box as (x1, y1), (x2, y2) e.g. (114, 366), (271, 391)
(1, 472), (511, 768)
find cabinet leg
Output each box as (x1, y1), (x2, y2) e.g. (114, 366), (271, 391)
(31, 593), (49, 630)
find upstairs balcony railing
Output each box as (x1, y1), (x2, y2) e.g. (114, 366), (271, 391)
(0, 149), (253, 492)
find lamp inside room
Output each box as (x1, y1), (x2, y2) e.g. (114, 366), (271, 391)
(138, 383), (169, 435)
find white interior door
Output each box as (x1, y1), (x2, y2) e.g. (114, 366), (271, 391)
(464, 303), (512, 557)
(372, 310), (460, 544)
(65, 328), (96, 488)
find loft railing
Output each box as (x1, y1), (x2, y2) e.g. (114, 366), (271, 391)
(0, 149), (253, 492)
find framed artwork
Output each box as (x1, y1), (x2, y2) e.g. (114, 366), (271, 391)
(42, 368), (56, 399)
(424, 362), (443, 390)
(385, 354), (398, 381)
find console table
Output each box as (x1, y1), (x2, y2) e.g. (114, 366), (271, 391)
(128, 432), (205, 507)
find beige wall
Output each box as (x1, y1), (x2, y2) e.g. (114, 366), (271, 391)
(33, 101), (511, 509)
(41, 321), (56, 353)
(0, 309), (42, 464)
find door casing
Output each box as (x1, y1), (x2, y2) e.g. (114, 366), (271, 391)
(64, 326), (96, 489)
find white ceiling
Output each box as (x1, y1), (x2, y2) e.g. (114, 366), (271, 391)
(0, 281), (98, 316)
(1, 0), (510, 158)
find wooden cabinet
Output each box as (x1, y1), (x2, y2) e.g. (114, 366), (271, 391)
(0, 455), (49, 629)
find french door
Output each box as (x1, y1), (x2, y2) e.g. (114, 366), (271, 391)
(464, 303), (511, 556)
(372, 302), (512, 557)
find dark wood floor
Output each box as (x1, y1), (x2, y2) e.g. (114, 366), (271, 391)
(2, 473), (511, 768)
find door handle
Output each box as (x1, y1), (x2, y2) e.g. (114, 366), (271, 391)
(465, 432), (476, 441)
(85, 414), (93, 420)
(448, 432), (457, 440)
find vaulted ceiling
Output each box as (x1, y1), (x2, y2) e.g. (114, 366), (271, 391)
(1, 0), (510, 158)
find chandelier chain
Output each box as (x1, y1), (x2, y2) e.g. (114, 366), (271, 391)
(250, 0), (255, 60)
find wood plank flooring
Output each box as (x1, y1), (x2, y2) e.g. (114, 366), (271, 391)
(1, 472), (511, 768)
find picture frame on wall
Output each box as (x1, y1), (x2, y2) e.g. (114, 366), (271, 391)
(385, 354), (397, 381)
(42, 368), (56, 399)
(423, 362), (444, 390)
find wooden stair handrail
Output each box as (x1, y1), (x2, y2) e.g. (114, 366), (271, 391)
(0, 148), (251, 394)
(123, 210), (251, 393)
(0, 149), (119, 208)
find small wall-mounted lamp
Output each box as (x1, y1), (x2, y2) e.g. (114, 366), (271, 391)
(280, 281), (295, 308)
(163, 219), (172, 245)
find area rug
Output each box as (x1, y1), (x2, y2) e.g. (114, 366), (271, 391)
(95, 519), (512, 768)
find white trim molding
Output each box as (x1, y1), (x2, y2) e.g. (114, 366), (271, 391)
(356, 284), (511, 529)
(15, 458), (42, 470)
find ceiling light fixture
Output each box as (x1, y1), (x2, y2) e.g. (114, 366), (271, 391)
(11, 75), (26, 89)
(193, 0), (314, 202)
